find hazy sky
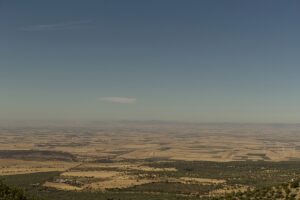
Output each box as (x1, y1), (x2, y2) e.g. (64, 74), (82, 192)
(1, 0), (300, 123)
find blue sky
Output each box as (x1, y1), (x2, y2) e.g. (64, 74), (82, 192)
(1, 0), (300, 122)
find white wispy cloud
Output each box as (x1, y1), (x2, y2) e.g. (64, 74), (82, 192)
(20, 20), (92, 31)
(100, 97), (137, 104)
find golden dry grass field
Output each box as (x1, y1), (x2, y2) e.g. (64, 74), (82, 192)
(1, 122), (300, 192)
(1, 122), (300, 162)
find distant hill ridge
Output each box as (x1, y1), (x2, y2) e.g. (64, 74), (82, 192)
(0, 150), (76, 162)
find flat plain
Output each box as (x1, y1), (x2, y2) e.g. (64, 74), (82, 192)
(1, 122), (300, 199)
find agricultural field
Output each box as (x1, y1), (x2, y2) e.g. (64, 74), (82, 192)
(1, 122), (300, 199)
(2, 122), (300, 162)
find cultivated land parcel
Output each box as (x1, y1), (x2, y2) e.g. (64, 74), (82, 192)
(1, 122), (300, 199)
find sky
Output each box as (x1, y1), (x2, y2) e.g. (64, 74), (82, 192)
(1, 0), (300, 123)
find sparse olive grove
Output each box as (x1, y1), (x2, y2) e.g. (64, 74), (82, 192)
(0, 180), (39, 200)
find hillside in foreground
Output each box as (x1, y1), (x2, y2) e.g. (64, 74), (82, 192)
(2, 160), (300, 200)
(212, 178), (300, 200)
(2, 178), (300, 200)
(0, 181), (39, 200)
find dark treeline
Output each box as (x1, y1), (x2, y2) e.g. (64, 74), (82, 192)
(0, 180), (39, 200)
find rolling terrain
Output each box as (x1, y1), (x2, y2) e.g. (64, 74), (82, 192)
(1, 122), (300, 199)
